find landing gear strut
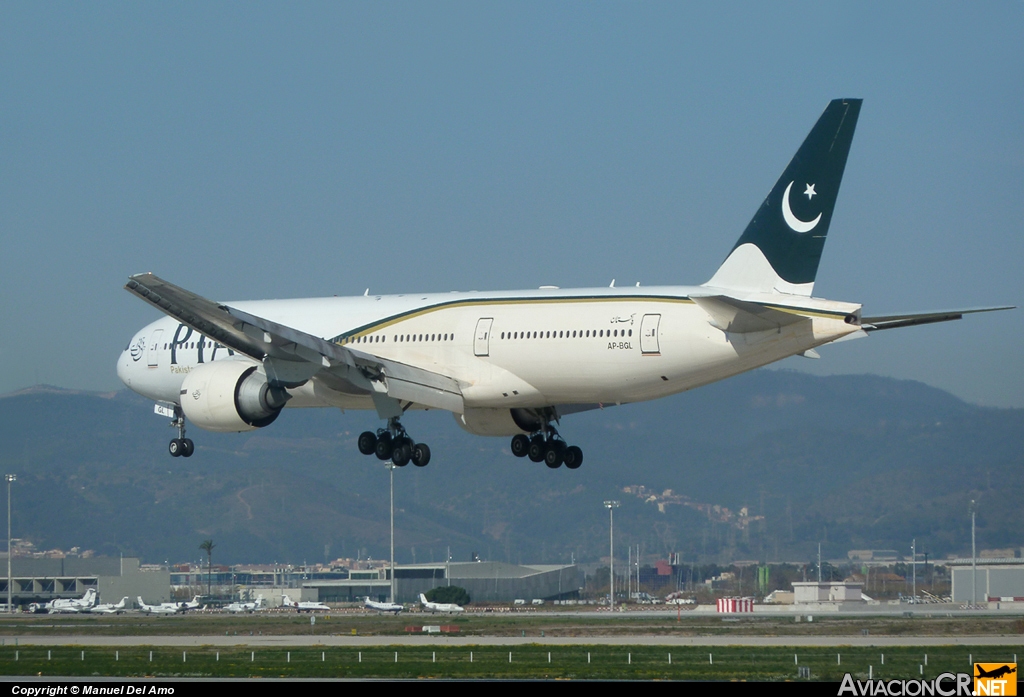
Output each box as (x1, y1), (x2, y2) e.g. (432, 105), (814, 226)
(357, 418), (431, 467)
(168, 407), (194, 458)
(510, 424), (583, 470)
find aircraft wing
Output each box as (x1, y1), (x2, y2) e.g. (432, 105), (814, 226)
(124, 273), (465, 414)
(861, 306), (1014, 332)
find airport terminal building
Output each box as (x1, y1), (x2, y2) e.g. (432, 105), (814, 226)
(303, 561), (583, 604)
(0, 556), (170, 607)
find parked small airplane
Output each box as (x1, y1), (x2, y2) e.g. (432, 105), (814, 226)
(87, 596), (130, 614)
(29, 588), (98, 614)
(364, 597), (403, 615)
(281, 594), (330, 612)
(177, 595), (204, 612)
(137, 596), (180, 615)
(419, 593), (464, 614)
(224, 596), (265, 613)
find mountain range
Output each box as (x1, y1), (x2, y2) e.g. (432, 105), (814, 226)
(1, 369), (1020, 567)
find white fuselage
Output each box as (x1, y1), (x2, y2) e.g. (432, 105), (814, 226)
(117, 285), (861, 421)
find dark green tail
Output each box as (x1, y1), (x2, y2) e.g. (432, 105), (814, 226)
(707, 99), (861, 295)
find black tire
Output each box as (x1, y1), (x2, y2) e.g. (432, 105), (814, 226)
(357, 431), (377, 455)
(181, 439), (195, 458)
(168, 439), (183, 457)
(392, 443), (411, 467)
(510, 434), (530, 458)
(375, 435), (394, 461)
(563, 445), (583, 469)
(527, 436), (546, 462)
(544, 442), (564, 468)
(412, 443), (431, 467)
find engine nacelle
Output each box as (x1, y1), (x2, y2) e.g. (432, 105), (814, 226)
(454, 408), (542, 437)
(180, 361), (289, 433)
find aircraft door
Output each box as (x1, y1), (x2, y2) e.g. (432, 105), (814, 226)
(147, 329), (164, 368)
(640, 314), (661, 355)
(474, 318), (494, 357)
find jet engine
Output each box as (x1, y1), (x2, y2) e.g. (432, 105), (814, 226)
(180, 361), (289, 432)
(454, 407), (543, 437)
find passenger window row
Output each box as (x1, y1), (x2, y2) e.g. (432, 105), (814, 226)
(162, 340), (217, 350)
(339, 333), (454, 345)
(499, 329), (633, 340)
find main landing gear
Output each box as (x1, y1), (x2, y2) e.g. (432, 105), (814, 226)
(510, 427), (583, 470)
(357, 418), (431, 467)
(168, 408), (194, 458)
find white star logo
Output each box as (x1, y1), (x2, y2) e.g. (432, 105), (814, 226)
(804, 183), (817, 200)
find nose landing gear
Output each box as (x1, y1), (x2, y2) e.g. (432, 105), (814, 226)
(168, 408), (194, 458)
(357, 418), (431, 467)
(510, 426), (583, 470)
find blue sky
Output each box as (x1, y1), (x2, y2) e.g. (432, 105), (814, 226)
(2, 3), (1021, 406)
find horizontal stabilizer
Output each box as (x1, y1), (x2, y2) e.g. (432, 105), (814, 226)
(692, 295), (808, 334)
(862, 306), (1014, 332)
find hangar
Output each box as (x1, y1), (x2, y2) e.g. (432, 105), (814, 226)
(949, 558), (1024, 603)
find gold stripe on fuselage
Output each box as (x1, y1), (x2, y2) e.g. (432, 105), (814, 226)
(330, 294), (698, 343)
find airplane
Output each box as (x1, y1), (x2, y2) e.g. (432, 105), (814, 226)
(152, 595), (203, 613)
(419, 593), (464, 614)
(224, 595), (265, 613)
(87, 596), (130, 614)
(29, 588), (99, 614)
(116, 99), (1012, 468)
(137, 596), (181, 615)
(281, 594), (331, 613)
(364, 596), (403, 615)
(180, 595), (204, 611)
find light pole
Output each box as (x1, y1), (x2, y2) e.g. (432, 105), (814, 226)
(604, 501), (619, 611)
(911, 538), (916, 604)
(970, 499), (977, 608)
(387, 461), (396, 604)
(6, 474), (15, 614)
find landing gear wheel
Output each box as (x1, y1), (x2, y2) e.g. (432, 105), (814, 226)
(510, 434), (530, 458)
(411, 443), (431, 467)
(544, 441), (565, 469)
(391, 439), (411, 467)
(563, 445), (583, 469)
(358, 431), (378, 455)
(375, 432), (394, 461)
(528, 435), (546, 462)
(167, 407), (191, 458)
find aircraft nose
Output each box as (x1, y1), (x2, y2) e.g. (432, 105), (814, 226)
(116, 351), (129, 386)
(117, 337), (139, 386)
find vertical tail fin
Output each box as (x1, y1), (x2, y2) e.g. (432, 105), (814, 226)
(706, 99), (862, 296)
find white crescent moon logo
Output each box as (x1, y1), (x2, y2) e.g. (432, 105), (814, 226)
(781, 181), (821, 233)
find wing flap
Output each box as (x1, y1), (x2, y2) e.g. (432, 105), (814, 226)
(228, 306), (465, 412)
